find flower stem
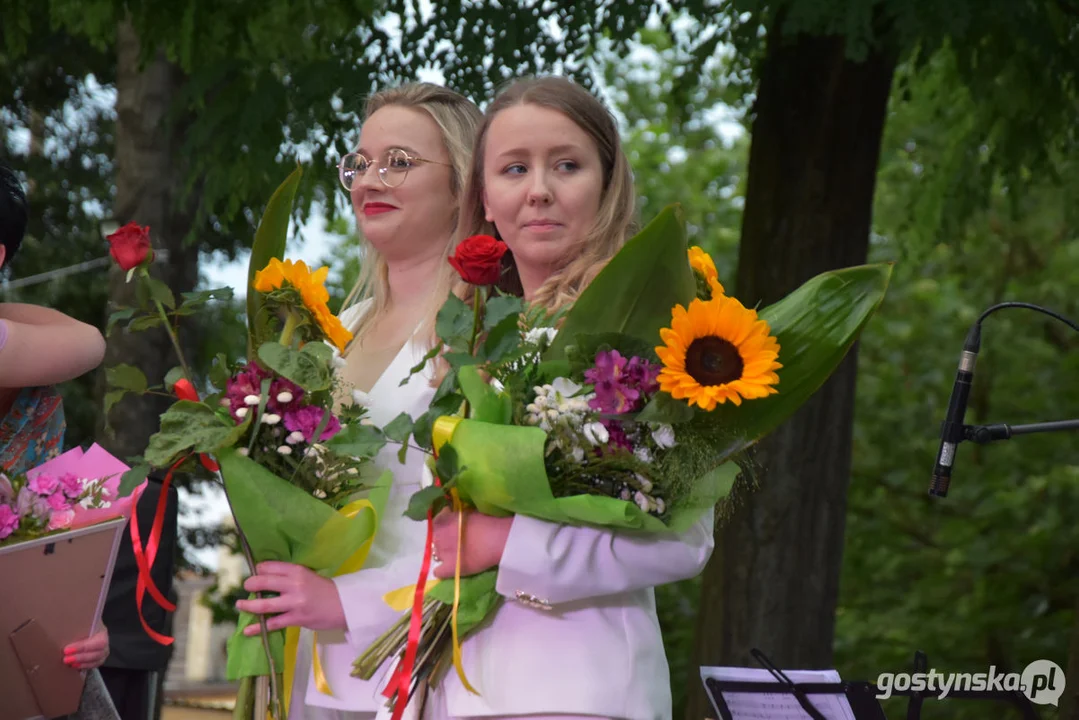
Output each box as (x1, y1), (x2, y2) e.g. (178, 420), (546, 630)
(150, 294), (194, 388)
(219, 470), (286, 720)
(461, 287), (484, 419)
(279, 310), (302, 348)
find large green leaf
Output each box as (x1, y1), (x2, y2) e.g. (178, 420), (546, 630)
(543, 205), (695, 361)
(257, 341), (332, 392)
(700, 263), (894, 456)
(459, 365), (512, 424)
(247, 165), (303, 355)
(144, 400), (249, 468)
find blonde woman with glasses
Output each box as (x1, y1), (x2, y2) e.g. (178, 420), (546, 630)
(234, 83), (489, 719)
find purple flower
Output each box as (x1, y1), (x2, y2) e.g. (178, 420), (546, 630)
(226, 364), (304, 422)
(0, 504), (18, 539)
(283, 406), (342, 443)
(584, 350), (659, 414)
(16, 487), (49, 522)
(602, 420), (634, 452)
(28, 474), (60, 497)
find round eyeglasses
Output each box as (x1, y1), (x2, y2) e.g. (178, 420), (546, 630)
(337, 147), (450, 190)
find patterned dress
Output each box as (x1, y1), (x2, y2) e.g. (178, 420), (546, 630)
(0, 385), (120, 720)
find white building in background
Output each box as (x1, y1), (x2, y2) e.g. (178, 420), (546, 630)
(165, 534), (245, 691)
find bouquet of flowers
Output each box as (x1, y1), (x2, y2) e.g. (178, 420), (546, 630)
(0, 444), (144, 544)
(104, 168), (396, 720)
(352, 205), (893, 712)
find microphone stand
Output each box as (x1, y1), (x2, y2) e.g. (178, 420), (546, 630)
(964, 419), (1079, 444)
(930, 301), (1079, 498)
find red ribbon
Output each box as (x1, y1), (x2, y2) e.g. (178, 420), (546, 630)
(129, 457), (181, 645)
(382, 507), (437, 717)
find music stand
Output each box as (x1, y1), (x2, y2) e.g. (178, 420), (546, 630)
(0, 518), (126, 720)
(886, 651), (1040, 720)
(702, 649), (887, 720)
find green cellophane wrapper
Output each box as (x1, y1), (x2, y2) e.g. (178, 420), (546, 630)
(222, 447), (391, 679)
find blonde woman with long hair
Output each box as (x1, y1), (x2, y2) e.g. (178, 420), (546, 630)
(234, 82), (489, 719)
(391, 76), (715, 720)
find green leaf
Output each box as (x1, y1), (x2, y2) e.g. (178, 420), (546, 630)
(326, 423), (386, 459)
(404, 485), (449, 521)
(383, 412), (414, 443)
(107, 364), (148, 393)
(118, 464), (151, 496)
(482, 295), (524, 332)
(434, 443), (460, 484)
(104, 389), (128, 419)
(106, 308), (136, 336)
(164, 366), (186, 392)
(431, 367), (459, 404)
(209, 353), (231, 390)
(444, 351), (481, 368)
(247, 166), (303, 356)
(400, 345), (442, 386)
(179, 287), (234, 313)
(435, 293), (474, 350)
(480, 311), (523, 364)
(700, 263), (894, 455)
(543, 205), (694, 360)
(458, 365), (512, 424)
(257, 341), (332, 392)
(636, 391), (696, 424)
(412, 392), (464, 451)
(129, 315), (164, 332)
(145, 400), (248, 468)
(144, 275), (176, 310)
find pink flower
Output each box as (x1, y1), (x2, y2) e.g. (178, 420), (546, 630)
(0, 504), (18, 539)
(59, 473), (83, 499)
(0, 475), (12, 504)
(46, 492), (71, 513)
(584, 350), (660, 414)
(47, 508), (75, 531)
(28, 474), (60, 496)
(283, 406), (342, 443)
(16, 487), (49, 521)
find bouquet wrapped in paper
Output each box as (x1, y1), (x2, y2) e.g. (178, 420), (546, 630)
(0, 444), (145, 545)
(353, 206), (893, 711)
(103, 168), (395, 719)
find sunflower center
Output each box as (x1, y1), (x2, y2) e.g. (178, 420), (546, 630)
(685, 336), (743, 386)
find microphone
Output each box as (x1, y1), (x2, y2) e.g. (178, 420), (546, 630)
(929, 325), (981, 497)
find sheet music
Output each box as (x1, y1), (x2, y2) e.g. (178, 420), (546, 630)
(700, 666), (858, 720)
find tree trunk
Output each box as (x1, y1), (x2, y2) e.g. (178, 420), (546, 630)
(685, 19), (898, 720)
(97, 20), (199, 459)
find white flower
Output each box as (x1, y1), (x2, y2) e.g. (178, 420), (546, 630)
(620, 488), (632, 501)
(313, 488), (327, 499)
(237, 448), (249, 457)
(276, 391), (294, 404)
(332, 355), (348, 370)
(549, 377), (583, 401)
(262, 413), (281, 425)
(352, 389), (371, 407)
(635, 475), (654, 494)
(347, 468), (359, 475)
(286, 431), (306, 445)
(634, 491), (651, 513)
(277, 445), (292, 456)
(634, 447), (654, 464)
(244, 394), (261, 406)
(651, 424), (677, 449)
(234, 407), (249, 419)
(524, 327), (558, 346)
(655, 498), (666, 514)
(571, 446), (586, 463)
(583, 422), (609, 446)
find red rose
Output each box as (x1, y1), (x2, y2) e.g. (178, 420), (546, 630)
(106, 222), (154, 270)
(448, 235), (508, 286)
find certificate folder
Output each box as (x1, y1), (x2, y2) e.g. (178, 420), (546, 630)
(0, 518), (126, 720)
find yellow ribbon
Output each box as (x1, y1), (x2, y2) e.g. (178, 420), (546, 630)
(283, 498), (378, 710)
(432, 415), (461, 455)
(449, 487), (478, 694)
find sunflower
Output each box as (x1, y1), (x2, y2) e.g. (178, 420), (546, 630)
(687, 246), (725, 298)
(254, 258), (354, 351)
(655, 295), (781, 410)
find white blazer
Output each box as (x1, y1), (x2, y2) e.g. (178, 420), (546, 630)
(300, 304), (437, 714)
(306, 306), (716, 720)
